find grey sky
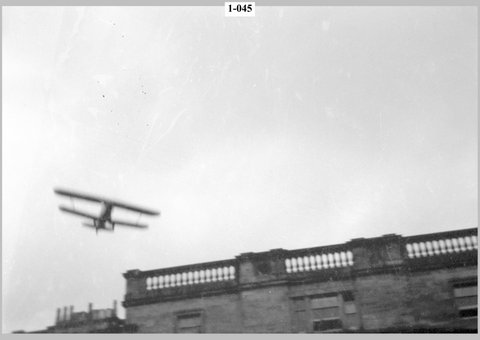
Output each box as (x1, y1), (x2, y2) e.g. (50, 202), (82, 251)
(2, 6), (477, 332)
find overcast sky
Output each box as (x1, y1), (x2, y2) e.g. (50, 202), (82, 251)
(2, 6), (477, 333)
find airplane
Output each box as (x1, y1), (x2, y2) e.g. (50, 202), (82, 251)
(54, 188), (160, 234)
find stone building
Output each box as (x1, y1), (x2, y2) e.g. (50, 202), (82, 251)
(122, 227), (477, 333)
(15, 301), (137, 333)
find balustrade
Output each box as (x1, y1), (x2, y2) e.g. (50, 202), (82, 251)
(284, 248), (353, 274)
(405, 233), (477, 259)
(145, 264), (236, 291)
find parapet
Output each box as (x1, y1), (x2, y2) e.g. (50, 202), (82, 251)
(122, 227), (477, 307)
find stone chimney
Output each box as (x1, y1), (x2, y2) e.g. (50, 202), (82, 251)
(63, 306), (68, 321)
(113, 300), (117, 316)
(56, 308), (61, 324)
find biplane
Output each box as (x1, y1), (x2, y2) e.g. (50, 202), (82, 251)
(54, 188), (160, 234)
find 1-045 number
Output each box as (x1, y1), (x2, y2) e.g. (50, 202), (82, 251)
(228, 4), (253, 13)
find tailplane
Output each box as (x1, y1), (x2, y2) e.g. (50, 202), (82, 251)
(82, 223), (113, 233)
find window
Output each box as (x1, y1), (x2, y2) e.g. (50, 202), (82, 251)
(313, 318), (343, 332)
(175, 311), (203, 333)
(311, 295), (342, 332)
(290, 291), (360, 333)
(453, 281), (477, 319)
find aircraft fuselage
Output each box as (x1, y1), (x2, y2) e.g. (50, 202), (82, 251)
(93, 203), (114, 231)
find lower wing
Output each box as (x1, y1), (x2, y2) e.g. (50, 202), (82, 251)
(111, 219), (148, 229)
(59, 206), (98, 220)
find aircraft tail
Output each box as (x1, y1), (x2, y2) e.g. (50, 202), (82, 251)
(82, 223), (113, 232)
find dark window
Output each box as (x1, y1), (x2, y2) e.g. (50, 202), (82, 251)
(313, 318), (343, 332)
(342, 291), (355, 302)
(459, 308), (477, 318)
(311, 295), (341, 332)
(290, 291), (359, 333)
(175, 312), (202, 333)
(453, 281), (477, 320)
(454, 281), (478, 289)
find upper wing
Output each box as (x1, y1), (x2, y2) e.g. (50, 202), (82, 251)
(54, 188), (159, 216)
(111, 218), (148, 229)
(59, 206), (99, 220)
(54, 188), (104, 203)
(109, 202), (160, 216)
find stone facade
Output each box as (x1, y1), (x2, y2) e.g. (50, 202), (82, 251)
(122, 227), (477, 333)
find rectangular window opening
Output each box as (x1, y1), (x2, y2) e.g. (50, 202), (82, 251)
(313, 318), (343, 332)
(453, 281), (477, 320)
(175, 311), (203, 333)
(291, 291), (357, 333)
(342, 291), (355, 302)
(459, 308), (478, 319)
